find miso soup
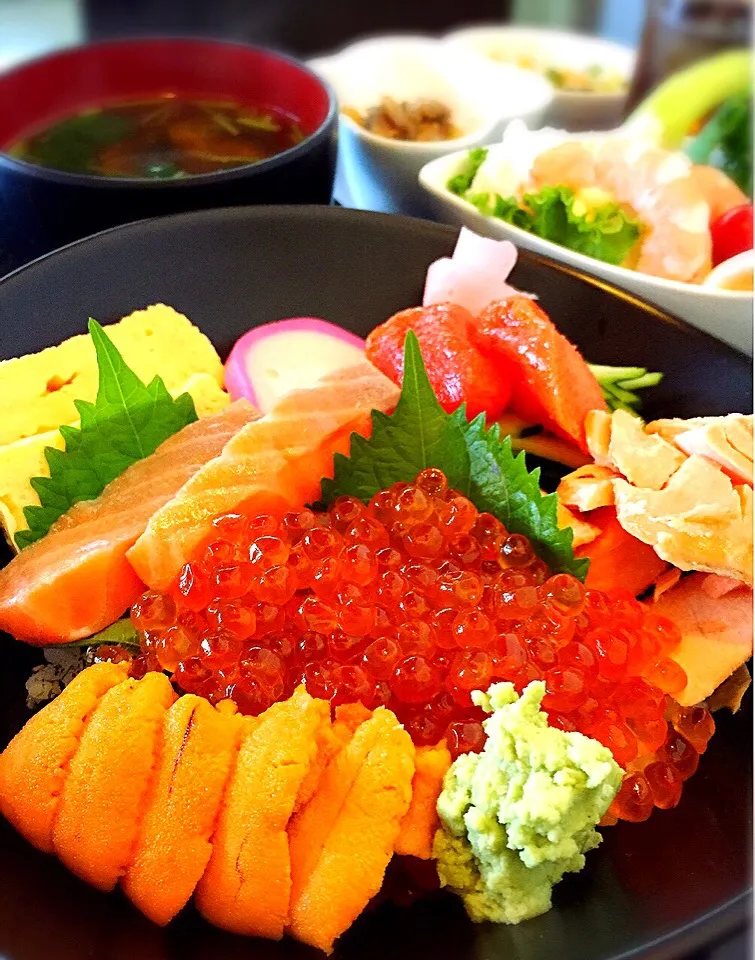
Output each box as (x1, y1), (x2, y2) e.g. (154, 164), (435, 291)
(8, 96), (306, 178)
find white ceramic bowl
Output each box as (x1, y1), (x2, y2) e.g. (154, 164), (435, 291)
(419, 147), (753, 355)
(309, 35), (552, 217)
(444, 25), (635, 131)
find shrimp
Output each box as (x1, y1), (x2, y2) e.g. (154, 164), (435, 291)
(529, 141), (597, 192)
(529, 138), (712, 283)
(688, 165), (748, 222)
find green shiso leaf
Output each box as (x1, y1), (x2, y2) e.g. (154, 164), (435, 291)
(320, 332), (471, 503)
(320, 333), (587, 579)
(457, 413), (588, 580)
(57, 618), (140, 650)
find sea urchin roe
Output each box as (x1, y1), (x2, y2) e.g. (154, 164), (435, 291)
(131, 469), (691, 820)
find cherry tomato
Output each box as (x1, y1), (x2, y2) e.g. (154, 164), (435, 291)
(710, 204), (754, 267)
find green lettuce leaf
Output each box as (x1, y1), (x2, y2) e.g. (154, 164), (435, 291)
(465, 183), (642, 267)
(448, 147), (488, 197)
(321, 332), (586, 579)
(686, 94), (752, 198)
(15, 320), (197, 549)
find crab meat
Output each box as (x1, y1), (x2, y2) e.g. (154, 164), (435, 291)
(557, 464), (616, 513)
(584, 409), (613, 465)
(607, 409), (686, 491)
(613, 455), (753, 584)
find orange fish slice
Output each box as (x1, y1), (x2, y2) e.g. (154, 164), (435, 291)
(0, 400), (258, 644)
(128, 361), (398, 592)
(652, 572), (754, 706)
(472, 296), (606, 453)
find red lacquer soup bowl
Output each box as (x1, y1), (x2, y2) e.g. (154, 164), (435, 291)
(0, 38), (338, 261)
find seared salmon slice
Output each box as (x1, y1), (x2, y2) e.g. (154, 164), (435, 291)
(0, 401), (258, 644)
(127, 361), (399, 592)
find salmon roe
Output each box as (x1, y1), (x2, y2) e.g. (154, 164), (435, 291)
(129, 469), (713, 822)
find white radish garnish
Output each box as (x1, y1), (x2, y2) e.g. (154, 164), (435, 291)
(224, 318), (366, 413)
(423, 226), (523, 315)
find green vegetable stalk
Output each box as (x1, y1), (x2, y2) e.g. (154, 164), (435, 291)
(628, 49), (751, 150)
(588, 365), (663, 413)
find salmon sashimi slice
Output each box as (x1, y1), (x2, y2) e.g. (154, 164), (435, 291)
(650, 572), (754, 706)
(0, 400), (258, 644)
(128, 361), (399, 592)
(575, 506), (670, 598)
(471, 296), (606, 453)
(287, 707), (415, 953)
(195, 686), (331, 939)
(0, 661), (128, 853)
(121, 696), (247, 926)
(52, 672), (175, 891)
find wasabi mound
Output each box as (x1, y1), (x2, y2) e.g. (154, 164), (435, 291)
(434, 681), (622, 924)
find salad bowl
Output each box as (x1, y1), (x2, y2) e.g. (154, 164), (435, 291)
(419, 147), (753, 355)
(0, 206), (751, 960)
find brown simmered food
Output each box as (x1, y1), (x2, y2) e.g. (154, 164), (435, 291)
(344, 97), (461, 141)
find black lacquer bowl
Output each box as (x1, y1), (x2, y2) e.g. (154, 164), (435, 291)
(0, 206), (751, 960)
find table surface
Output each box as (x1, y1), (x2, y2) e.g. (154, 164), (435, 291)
(0, 3), (751, 958)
